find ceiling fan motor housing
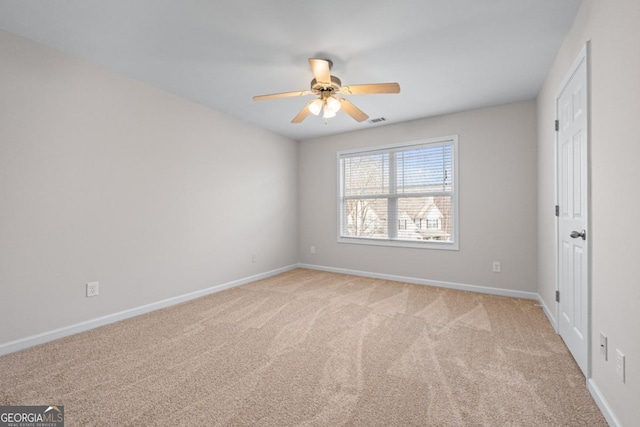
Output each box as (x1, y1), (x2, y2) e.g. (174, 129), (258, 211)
(311, 76), (342, 94)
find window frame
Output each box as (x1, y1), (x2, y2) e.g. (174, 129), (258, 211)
(336, 135), (459, 250)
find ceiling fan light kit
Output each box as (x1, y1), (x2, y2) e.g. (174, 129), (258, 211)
(308, 98), (323, 115)
(253, 58), (400, 124)
(322, 107), (336, 120)
(325, 96), (341, 113)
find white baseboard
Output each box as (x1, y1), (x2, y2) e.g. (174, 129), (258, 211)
(588, 378), (622, 427)
(298, 263), (539, 300)
(535, 294), (557, 332)
(0, 264), (298, 357)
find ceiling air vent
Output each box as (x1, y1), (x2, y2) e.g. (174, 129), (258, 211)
(368, 117), (386, 124)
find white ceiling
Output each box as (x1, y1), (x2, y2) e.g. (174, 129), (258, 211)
(0, 0), (581, 141)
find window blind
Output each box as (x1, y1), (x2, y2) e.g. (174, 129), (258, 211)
(338, 137), (457, 248)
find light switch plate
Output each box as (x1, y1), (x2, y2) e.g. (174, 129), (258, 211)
(599, 332), (607, 360)
(616, 349), (625, 383)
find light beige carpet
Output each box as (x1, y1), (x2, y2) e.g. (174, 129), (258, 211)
(0, 269), (606, 426)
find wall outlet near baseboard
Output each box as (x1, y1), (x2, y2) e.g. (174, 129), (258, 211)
(310, 246), (316, 254)
(251, 253), (257, 263)
(492, 261), (501, 273)
(86, 281), (99, 298)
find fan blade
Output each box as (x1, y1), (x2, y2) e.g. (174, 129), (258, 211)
(291, 102), (313, 123)
(308, 58), (332, 85)
(253, 90), (312, 101)
(340, 83), (400, 95)
(339, 98), (369, 122)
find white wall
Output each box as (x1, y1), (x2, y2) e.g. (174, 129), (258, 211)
(298, 101), (538, 293)
(0, 30), (298, 345)
(537, 1), (640, 425)
(4, 6), (637, 421)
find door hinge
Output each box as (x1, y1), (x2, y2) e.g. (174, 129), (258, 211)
(555, 205), (559, 216)
(555, 291), (560, 302)
(555, 120), (559, 131)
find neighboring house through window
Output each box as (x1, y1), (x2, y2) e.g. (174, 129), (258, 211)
(338, 135), (458, 249)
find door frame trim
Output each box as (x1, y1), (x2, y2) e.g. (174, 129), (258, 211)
(554, 41), (591, 378)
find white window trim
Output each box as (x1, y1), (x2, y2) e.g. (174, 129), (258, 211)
(336, 135), (459, 250)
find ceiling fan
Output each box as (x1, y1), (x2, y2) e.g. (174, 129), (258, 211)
(253, 58), (400, 124)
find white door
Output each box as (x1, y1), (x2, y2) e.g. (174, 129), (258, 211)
(556, 46), (589, 376)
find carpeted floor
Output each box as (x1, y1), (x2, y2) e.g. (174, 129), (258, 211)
(0, 269), (606, 426)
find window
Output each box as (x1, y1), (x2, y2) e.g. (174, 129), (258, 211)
(338, 136), (458, 250)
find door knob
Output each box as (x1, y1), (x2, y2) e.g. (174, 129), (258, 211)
(570, 230), (586, 240)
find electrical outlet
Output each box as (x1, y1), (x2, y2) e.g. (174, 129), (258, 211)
(251, 253), (257, 263)
(86, 281), (99, 298)
(310, 246), (316, 254)
(600, 333), (608, 360)
(616, 349), (625, 383)
(492, 261), (501, 273)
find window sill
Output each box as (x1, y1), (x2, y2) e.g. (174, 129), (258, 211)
(337, 236), (459, 251)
